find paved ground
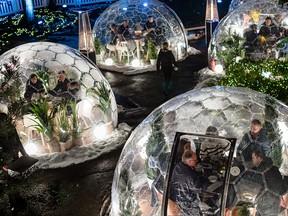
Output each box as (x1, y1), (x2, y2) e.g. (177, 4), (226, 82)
(0, 40), (208, 216)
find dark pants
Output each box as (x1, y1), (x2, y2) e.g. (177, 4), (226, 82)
(162, 67), (173, 90)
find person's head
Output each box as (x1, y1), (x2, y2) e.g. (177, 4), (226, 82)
(162, 42), (169, 49)
(122, 19), (128, 27)
(252, 148), (264, 167)
(182, 150), (198, 168)
(110, 23), (117, 31)
(250, 119), (262, 136)
(58, 70), (66, 82)
(179, 138), (191, 151)
(264, 17), (272, 26)
(250, 24), (257, 30)
(148, 16), (154, 23)
(206, 126), (219, 136)
(30, 74), (38, 84)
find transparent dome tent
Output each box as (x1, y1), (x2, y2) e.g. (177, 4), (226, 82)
(208, 0), (288, 69)
(92, 0), (187, 72)
(0, 42), (117, 155)
(111, 86), (288, 215)
(228, 0), (278, 12)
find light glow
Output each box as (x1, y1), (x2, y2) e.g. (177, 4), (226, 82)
(93, 123), (110, 140)
(25, 142), (38, 155)
(214, 64), (223, 73)
(131, 59), (140, 67)
(105, 58), (114, 66)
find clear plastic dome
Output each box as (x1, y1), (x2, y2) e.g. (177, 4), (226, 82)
(0, 42), (117, 154)
(228, 0), (277, 12)
(92, 0), (187, 69)
(209, 0), (288, 64)
(111, 86), (288, 215)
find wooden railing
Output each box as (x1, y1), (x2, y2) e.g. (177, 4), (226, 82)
(0, 0), (114, 17)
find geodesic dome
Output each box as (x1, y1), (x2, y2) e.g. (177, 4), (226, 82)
(92, 0), (187, 67)
(111, 86), (288, 215)
(228, 0), (278, 12)
(0, 42), (117, 153)
(209, 0), (288, 65)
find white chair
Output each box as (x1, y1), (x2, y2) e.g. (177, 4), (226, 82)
(23, 114), (45, 148)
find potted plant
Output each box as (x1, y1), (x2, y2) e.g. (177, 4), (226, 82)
(55, 103), (72, 151)
(86, 81), (113, 139)
(70, 101), (84, 146)
(87, 81), (112, 122)
(29, 99), (60, 152)
(94, 37), (103, 62)
(147, 40), (157, 65)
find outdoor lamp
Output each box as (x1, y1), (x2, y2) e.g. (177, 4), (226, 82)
(134, 24), (143, 36)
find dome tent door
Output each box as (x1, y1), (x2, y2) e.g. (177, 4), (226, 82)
(161, 132), (236, 216)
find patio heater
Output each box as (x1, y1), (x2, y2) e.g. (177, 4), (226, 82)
(205, 0), (219, 46)
(78, 10), (96, 64)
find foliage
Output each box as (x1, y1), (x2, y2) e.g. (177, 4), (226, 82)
(118, 169), (142, 216)
(216, 58), (288, 105)
(276, 37), (288, 49)
(87, 81), (111, 114)
(69, 101), (83, 139)
(148, 40), (157, 59)
(29, 99), (56, 141)
(55, 103), (71, 143)
(271, 139), (283, 167)
(35, 70), (51, 93)
(0, 9), (78, 53)
(94, 37), (102, 55)
(0, 55), (22, 100)
(0, 114), (15, 138)
(238, 204), (250, 216)
(216, 28), (246, 66)
(145, 112), (168, 181)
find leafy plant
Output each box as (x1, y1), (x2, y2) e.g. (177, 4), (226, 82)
(35, 70), (51, 93)
(148, 40), (157, 60)
(55, 103), (70, 143)
(29, 99), (56, 141)
(94, 37), (102, 55)
(216, 58), (288, 104)
(69, 101), (82, 139)
(239, 204), (250, 216)
(216, 28), (246, 67)
(87, 81), (111, 114)
(119, 169), (142, 216)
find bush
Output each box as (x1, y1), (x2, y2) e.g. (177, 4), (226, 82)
(218, 58), (288, 104)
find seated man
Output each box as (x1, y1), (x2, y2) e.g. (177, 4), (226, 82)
(169, 150), (208, 216)
(143, 16), (157, 41)
(243, 24), (258, 53)
(258, 16), (278, 45)
(48, 70), (79, 100)
(251, 148), (287, 215)
(200, 126), (230, 163)
(118, 19), (131, 40)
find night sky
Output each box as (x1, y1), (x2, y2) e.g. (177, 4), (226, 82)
(160, 0), (232, 27)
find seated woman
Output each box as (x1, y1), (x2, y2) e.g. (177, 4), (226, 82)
(24, 74), (45, 102)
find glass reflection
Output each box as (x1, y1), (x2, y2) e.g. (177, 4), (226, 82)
(163, 131), (236, 216)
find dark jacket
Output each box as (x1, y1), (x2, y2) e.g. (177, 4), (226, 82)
(118, 24), (130, 39)
(259, 22), (278, 38)
(169, 162), (208, 215)
(156, 49), (177, 72)
(237, 128), (270, 161)
(255, 157), (287, 215)
(0, 113), (27, 163)
(24, 79), (44, 101)
(244, 28), (258, 47)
